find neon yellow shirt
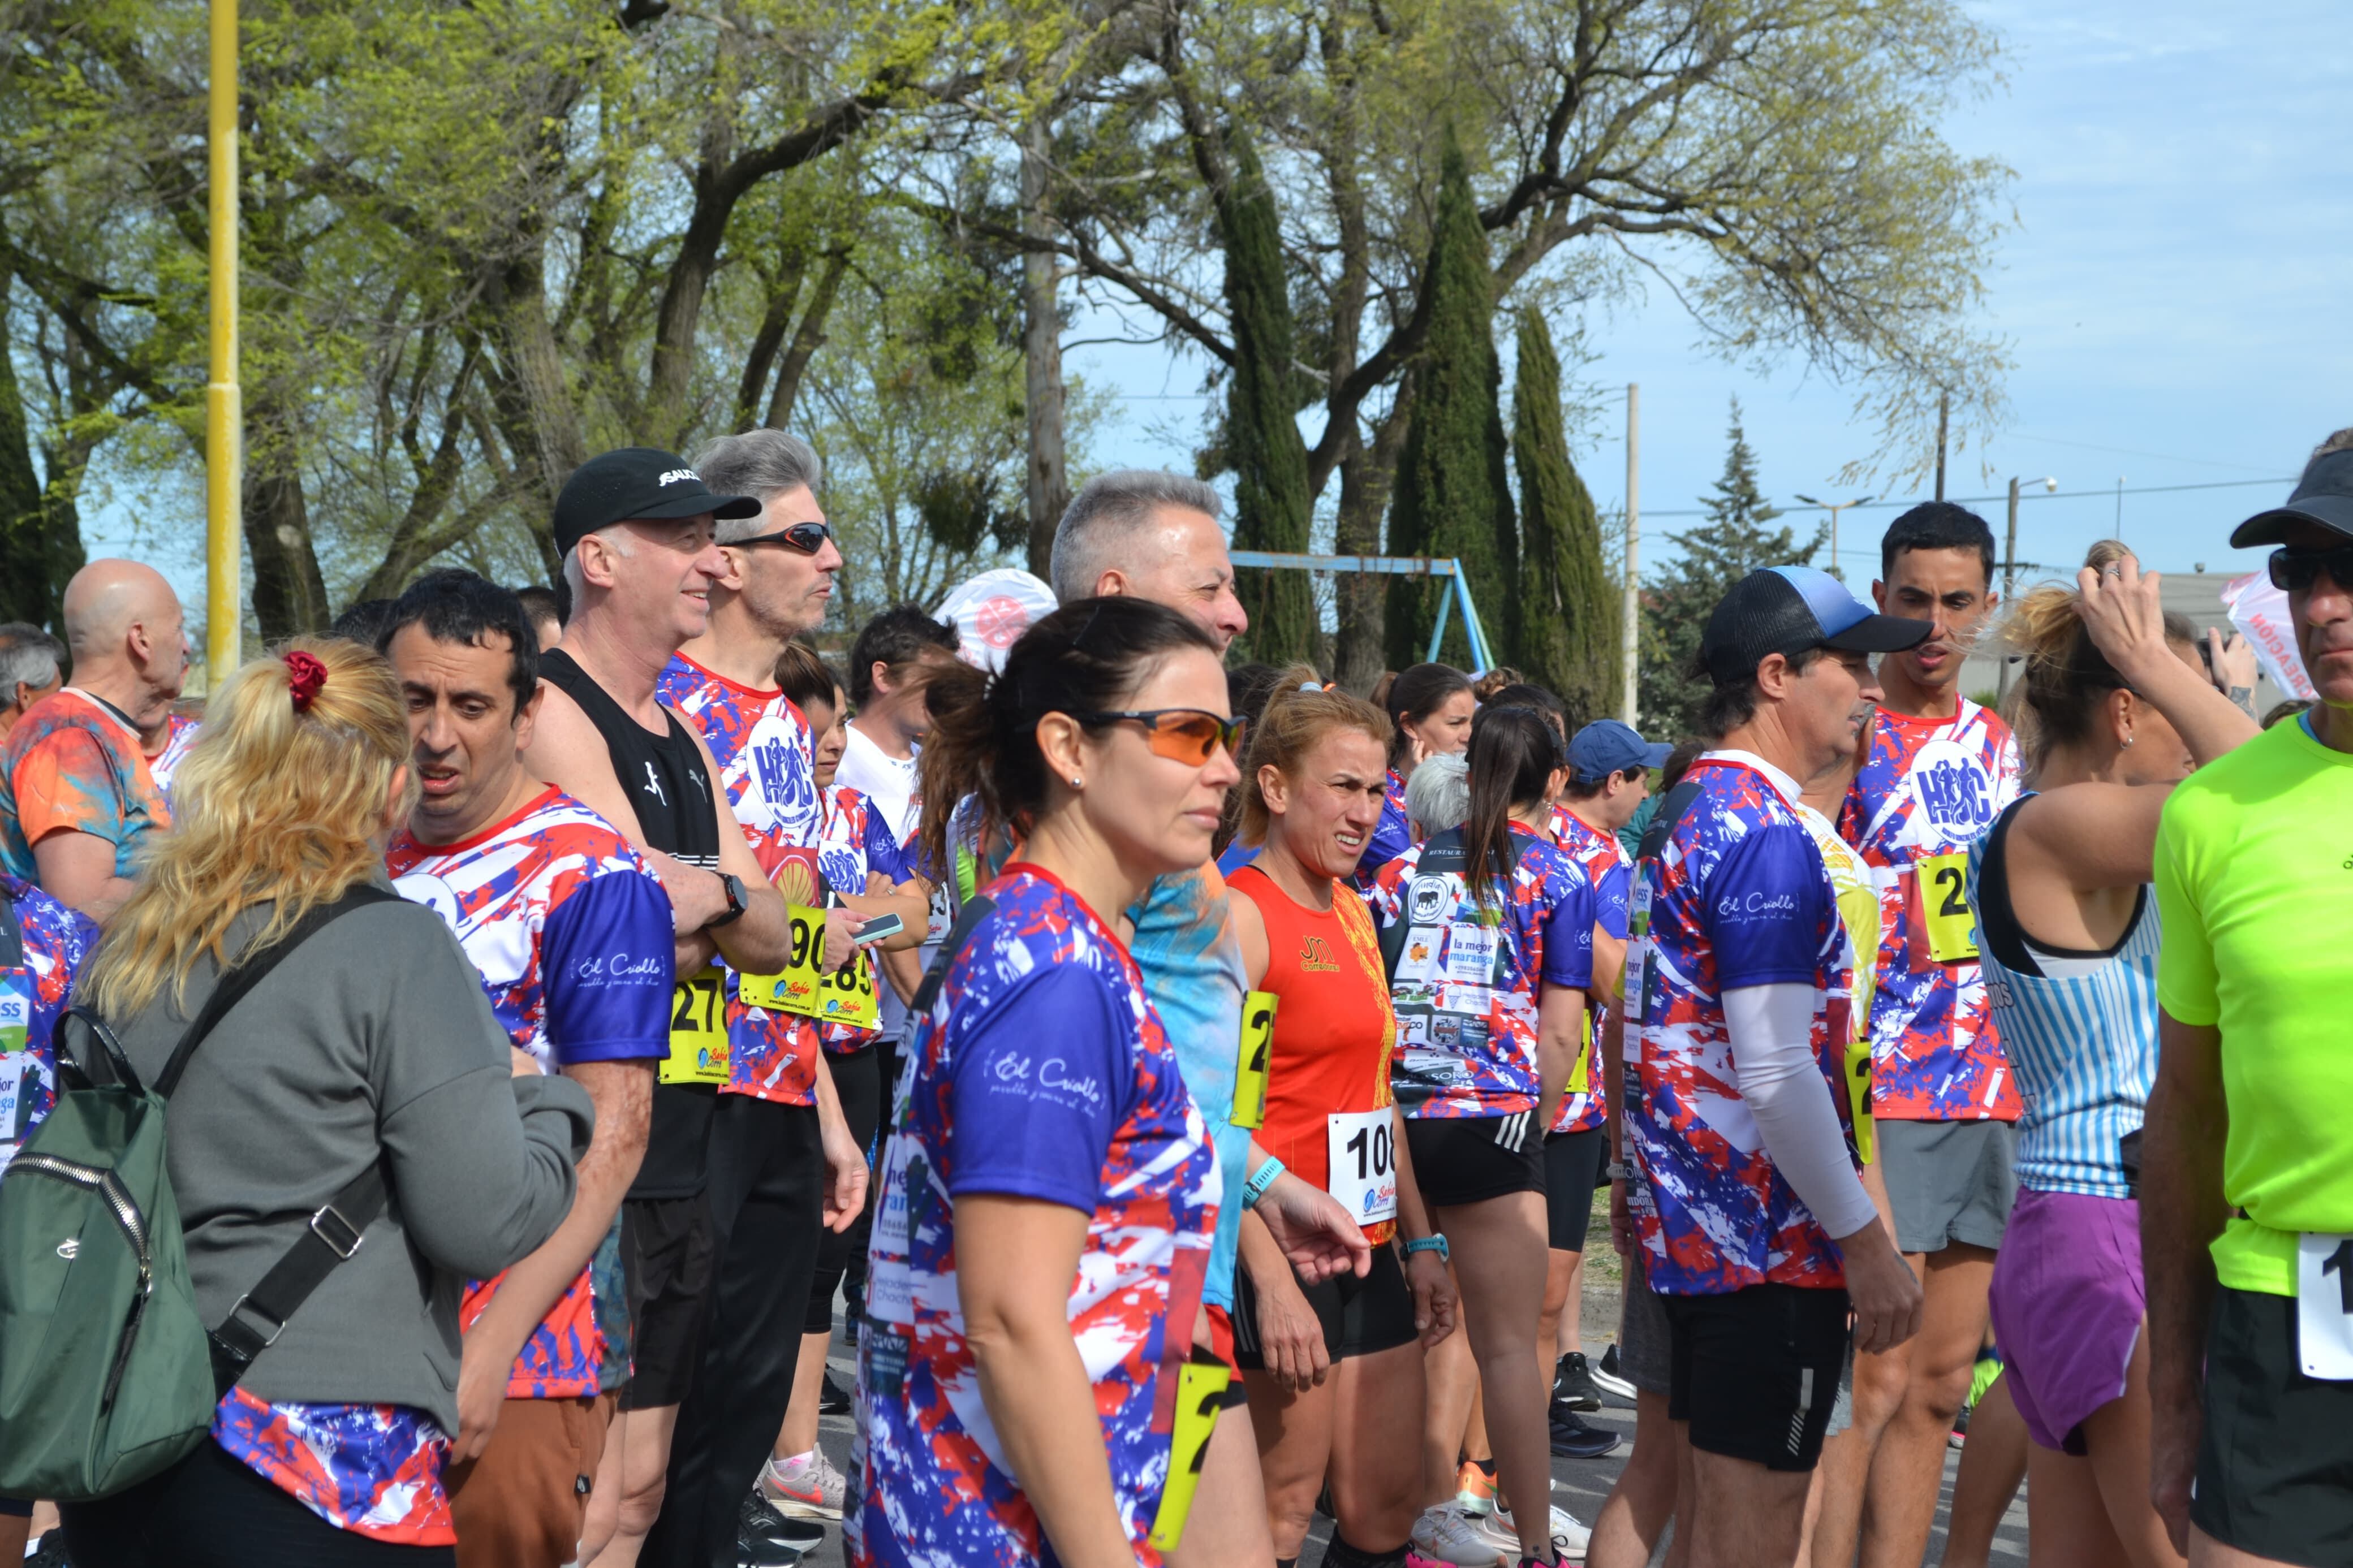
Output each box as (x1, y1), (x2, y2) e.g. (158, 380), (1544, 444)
(2154, 716), (2353, 1296)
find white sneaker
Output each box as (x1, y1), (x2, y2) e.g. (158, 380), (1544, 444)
(1473, 1502), (1592, 1562)
(759, 1447), (846, 1520)
(1409, 1502), (1509, 1566)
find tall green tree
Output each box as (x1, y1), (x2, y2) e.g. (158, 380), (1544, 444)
(1213, 126), (1314, 665)
(1511, 308), (1614, 723)
(1385, 129), (1514, 671)
(1638, 400), (1825, 737)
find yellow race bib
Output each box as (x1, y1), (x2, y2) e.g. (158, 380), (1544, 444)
(740, 905), (830, 1018)
(661, 970), (729, 1085)
(1145, 1360), (1232, 1551)
(811, 949), (880, 1030)
(1918, 850), (1980, 962)
(1230, 990), (1278, 1130)
(1845, 1035), (1877, 1166)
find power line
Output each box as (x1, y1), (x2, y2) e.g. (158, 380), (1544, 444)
(1623, 474), (2294, 520)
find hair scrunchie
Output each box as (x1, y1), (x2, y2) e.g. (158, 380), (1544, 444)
(284, 649), (328, 713)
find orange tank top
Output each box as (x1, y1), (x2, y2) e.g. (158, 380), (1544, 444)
(1229, 863), (1398, 1244)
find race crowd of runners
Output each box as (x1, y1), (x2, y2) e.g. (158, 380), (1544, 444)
(1, 423), (2351, 1568)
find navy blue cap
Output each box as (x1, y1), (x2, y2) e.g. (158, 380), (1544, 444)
(1568, 720), (1671, 784)
(2230, 446), (2353, 548)
(1699, 565), (1930, 686)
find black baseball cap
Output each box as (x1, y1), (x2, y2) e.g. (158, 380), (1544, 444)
(553, 447), (760, 559)
(1699, 566), (1932, 686)
(2229, 446), (2353, 548)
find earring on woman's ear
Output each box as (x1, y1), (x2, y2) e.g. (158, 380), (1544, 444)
(1070, 775), (1083, 788)
(2120, 732), (2135, 749)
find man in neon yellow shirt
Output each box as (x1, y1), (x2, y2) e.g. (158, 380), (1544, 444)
(2148, 433), (2353, 1568)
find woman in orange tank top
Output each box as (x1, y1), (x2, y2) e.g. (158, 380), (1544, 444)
(1225, 673), (1458, 1568)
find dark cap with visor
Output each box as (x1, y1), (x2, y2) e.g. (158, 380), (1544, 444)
(2229, 447), (2353, 549)
(1699, 565), (1932, 686)
(553, 447), (761, 559)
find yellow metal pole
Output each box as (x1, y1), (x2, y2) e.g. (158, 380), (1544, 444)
(204, 0), (241, 686)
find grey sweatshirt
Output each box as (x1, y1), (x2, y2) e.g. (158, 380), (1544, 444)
(89, 889), (592, 1429)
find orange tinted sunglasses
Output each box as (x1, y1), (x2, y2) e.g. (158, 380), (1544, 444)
(1071, 707), (1246, 766)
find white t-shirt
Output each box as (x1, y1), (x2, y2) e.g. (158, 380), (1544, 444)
(835, 724), (921, 844)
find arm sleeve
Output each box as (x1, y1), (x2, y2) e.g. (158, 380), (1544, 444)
(945, 963), (1136, 1213)
(14, 728), (125, 846)
(1704, 823), (1832, 990)
(2152, 794), (2219, 1027)
(367, 906), (593, 1278)
(1723, 982), (1878, 1239)
(1594, 861), (1631, 942)
(1539, 861), (1596, 990)
(541, 871), (676, 1064)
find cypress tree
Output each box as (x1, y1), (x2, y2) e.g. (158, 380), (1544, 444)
(1511, 308), (1617, 725)
(1385, 129), (1515, 671)
(1217, 127), (1315, 666)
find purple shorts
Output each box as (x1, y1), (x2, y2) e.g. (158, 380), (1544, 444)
(1986, 1189), (2144, 1454)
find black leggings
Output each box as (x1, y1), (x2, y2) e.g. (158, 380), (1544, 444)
(804, 1044), (883, 1334)
(61, 1438), (456, 1567)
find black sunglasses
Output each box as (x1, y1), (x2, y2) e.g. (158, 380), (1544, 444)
(2268, 544), (2353, 593)
(731, 521), (834, 555)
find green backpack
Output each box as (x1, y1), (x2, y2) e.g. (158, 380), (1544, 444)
(0, 888), (392, 1500)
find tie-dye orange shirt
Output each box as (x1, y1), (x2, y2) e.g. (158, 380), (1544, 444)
(0, 689), (170, 883)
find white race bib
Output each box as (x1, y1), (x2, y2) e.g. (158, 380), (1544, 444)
(1621, 883), (1654, 1023)
(0, 1054), (25, 1177)
(865, 1129), (919, 1330)
(2296, 1232), (2353, 1380)
(1326, 1108), (1398, 1226)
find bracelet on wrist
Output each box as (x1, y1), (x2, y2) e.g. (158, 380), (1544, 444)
(1242, 1156), (1285, 1209)
(1402, 1234), (1449, 1263)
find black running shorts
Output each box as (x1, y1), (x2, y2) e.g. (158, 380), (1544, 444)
(1664, 1282), (1851, 1472)
(1232, 1243), (1419, 1371)
(2192, 1285), (2353, 1565)
(617, 1193), (717, 1411)
(1544, 1127), (1607, 1252)
(1406, 1109), (1546, 1208)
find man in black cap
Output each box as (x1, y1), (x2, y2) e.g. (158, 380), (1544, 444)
(517, 446), (804, 1566)
(1621, 566), (1927, 1567)
(2145, 431), (2353, 1568)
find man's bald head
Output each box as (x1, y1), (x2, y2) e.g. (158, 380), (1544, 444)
(61, 559), (186, 723)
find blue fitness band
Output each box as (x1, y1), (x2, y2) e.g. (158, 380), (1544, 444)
(1242, 1156), (1285, 1209)
(1403, 1234), (1449, 1263)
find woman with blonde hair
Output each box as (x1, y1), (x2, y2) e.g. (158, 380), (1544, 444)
(1970, 549), (2255, 1568)
(59, 641), (592, 1568)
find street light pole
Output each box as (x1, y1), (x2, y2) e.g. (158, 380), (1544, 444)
(1621, 383), (1640, 725)
(205, 0), (242, 687)
(1997, 474), (2057, 701)
(1795, 494), (1874, 582)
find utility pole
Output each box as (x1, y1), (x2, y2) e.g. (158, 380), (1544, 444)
(2114, 476), (2126, 539)
(1621, 383), (1640, 725)
(1934, 391), (1949, 502)
(1998, 474), (2057, 701)
(1795, 494), (1874, 582)
(205, 0), (242, 686)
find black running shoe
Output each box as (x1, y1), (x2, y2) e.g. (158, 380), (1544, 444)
(820, 1367), (852, 1415)
(1593, 1342), (1639, 1402)
(1548, 1407), (1623, 1460)
(740, 1491), (825, 1564)
(1553, 1351), (1603, 1412)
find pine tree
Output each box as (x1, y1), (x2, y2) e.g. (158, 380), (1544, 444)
(1385, 129), (1515, 672)
(1217, 126), (1316, 665)
(1637, 399), (1826, 737)
(1511, 308), (1617, 725)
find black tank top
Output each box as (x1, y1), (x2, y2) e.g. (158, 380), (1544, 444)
(539, 647), (722, 1199)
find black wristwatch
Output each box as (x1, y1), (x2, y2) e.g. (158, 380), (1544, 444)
(708, 870), (748, 928)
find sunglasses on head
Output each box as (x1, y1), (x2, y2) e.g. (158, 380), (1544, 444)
(1071, 707), (1246, 766)
(732, 521), (834, 555)
(2268, 544), (2353, 593)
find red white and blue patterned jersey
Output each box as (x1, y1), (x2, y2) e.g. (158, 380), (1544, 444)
(1548, 807), (1631, 1135)
(0, 689), (170, 883)
(816, 784), (910, 1054)
(147, 713), (200, 802)
(213, 1386), (455, 1545)
(1366, 821), (1596, 1120)
(657, 654), (825, 1105)
(0, 872), (97, 1177)
(1355, 768), (1412, 891)
(850, 866), (1220, 1568)
(1837, 701), (2023, 1122)
(386, 786), (673, 1400)
(1624, 753), (1859, 1295)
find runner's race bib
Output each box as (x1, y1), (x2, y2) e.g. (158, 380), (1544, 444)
(1325, 1107), (1398, 1225)
(2296, 1232), (2353, 1380)
(1621, 880), (1655, 1024)
(1145, 1360), (1232, 1552)
(1917, 850), (1980, 962)
(1230, 990), (1277, 1130)
(661, 970), (729, 1085)
(739, 904), (829, 1017)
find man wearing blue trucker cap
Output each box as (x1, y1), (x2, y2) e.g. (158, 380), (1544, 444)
(1816, 503), (2024, 1568)
(1624, 565), (1927, 1567)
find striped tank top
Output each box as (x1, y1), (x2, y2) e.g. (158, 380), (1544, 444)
(1967, 796), (2160, 1199)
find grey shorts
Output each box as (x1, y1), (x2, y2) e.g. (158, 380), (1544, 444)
(1879, 1118), (2018, 1255)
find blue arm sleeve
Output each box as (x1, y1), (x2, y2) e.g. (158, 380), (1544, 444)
(945, 964), (1136, 1213)
(1704, 823), (1832, 991)
(1594, 861), (1631, 941)
(1539, 858), (1597, 990)
(541, 871), (677, 1064)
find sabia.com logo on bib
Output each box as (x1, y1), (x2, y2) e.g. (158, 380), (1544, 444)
(1906, 738), (1995, 838)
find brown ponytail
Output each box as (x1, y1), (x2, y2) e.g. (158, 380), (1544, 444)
(2006, 539), (2195, 773)
(1459, 705), (1560, 906)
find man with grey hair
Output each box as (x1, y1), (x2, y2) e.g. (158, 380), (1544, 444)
(0, 624), (64, 740)
(1049, 468), (1248, 646)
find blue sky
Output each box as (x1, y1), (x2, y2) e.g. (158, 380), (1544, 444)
(1071, 0), (2348, 599)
